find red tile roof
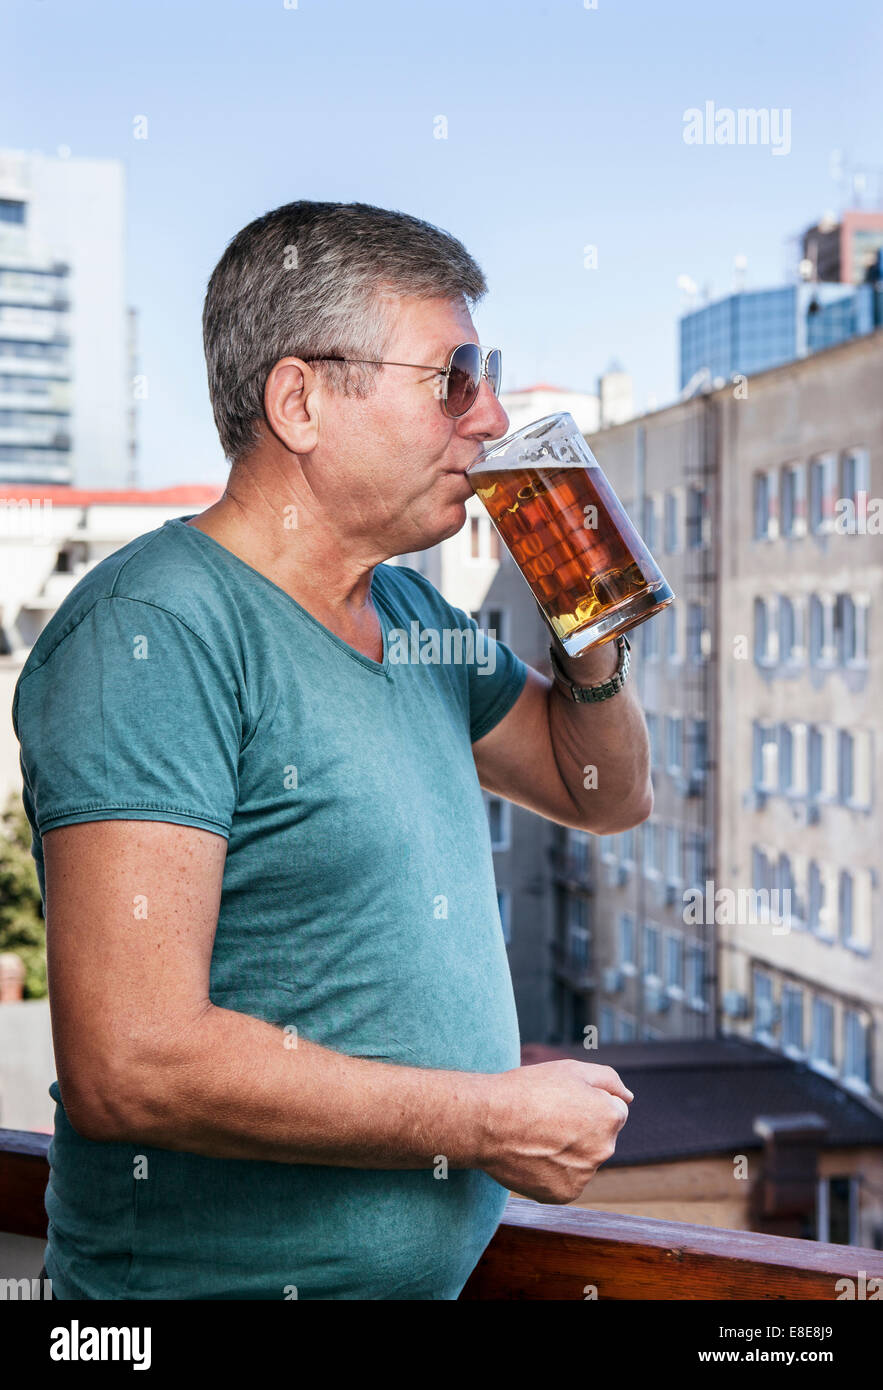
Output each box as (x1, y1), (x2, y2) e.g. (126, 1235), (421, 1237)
(0, 485), (223, 506)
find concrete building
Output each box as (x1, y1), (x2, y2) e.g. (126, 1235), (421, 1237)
(716, 330), (883, 1110)
(0, 149), (132, 488)
(0, 485), (223, 798)
(580, 401), (717, 1047)
(577, 329), (883, 1113)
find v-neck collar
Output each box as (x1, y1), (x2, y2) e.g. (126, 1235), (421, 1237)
(167, 515), (392, 676)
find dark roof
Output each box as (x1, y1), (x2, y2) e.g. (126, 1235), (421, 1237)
(520, 1037), (883, 1167)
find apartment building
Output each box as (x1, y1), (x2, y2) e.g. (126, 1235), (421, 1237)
(716, 329), (883, 1108)
(571, 402), (718, 1047)
(0, 149), (132, 488)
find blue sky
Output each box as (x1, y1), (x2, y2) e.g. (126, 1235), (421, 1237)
(3, 0), (882, 486)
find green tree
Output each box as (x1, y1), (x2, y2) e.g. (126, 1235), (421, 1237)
(0, 790), (46, 999)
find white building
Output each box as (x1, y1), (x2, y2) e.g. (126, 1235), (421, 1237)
(0, 485), (223, 799)
(0, 149), (132, 489)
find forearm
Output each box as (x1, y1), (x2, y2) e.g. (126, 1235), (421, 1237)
(549, 639), (652, 831)
(109, 1003), (493, 1170)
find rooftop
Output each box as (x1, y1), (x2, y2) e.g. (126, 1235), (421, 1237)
(521, 1037), (883, 1166)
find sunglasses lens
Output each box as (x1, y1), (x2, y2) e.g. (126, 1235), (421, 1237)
(487, 348), (502, 398)
(445, 343), (482, 417)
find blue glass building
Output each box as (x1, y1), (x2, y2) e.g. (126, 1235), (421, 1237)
(679, 280), (882, 390)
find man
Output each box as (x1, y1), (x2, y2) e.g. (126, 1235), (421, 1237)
(15, 200), (651, 1301)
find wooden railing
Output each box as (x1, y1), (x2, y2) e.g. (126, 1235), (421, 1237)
(3, 1127), (883, 1299)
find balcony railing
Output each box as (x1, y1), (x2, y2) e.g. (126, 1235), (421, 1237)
(3, 1126), (882, 1298)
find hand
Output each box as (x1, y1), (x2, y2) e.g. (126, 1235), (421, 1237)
(478, 1060), (633, 1205)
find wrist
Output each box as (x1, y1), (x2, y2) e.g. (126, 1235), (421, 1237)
(553, 638), (620, 684)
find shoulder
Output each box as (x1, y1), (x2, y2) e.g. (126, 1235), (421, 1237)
(13, 522), (243, 723)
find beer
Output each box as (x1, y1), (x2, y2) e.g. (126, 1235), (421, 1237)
(467, 413), (674, 656)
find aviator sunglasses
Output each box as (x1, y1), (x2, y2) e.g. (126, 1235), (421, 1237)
(305, 343), (502, 419)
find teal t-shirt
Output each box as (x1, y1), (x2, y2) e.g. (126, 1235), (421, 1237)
(12, 515), (529, 1300)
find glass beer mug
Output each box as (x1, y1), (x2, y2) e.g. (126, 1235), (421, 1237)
(466, 412), (674, 657)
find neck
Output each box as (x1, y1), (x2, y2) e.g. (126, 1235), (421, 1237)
(190, 453), (383, 623)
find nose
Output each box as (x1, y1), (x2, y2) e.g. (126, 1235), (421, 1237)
(460, 376), (510, 441)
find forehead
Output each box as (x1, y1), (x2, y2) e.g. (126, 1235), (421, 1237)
(387, 293), (478, 357)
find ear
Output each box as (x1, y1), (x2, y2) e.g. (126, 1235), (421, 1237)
(263, 357), (320, 453)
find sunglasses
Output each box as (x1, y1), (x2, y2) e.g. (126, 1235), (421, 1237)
(305, 343), (502, 419)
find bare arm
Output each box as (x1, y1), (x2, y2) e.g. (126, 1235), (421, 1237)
(44, 819), (489, 1166)
(473, 645), (653, 834)
(45, 818), (633, 1202)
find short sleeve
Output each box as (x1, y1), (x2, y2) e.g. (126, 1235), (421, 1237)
(449, 606), (529, 744)
(13, 597), (242, 839)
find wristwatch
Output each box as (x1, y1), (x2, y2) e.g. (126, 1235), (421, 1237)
(548, 634), (631, 703)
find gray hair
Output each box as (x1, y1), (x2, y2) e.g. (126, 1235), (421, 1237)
(202, 200), (488, 463)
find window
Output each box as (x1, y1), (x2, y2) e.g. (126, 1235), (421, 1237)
(782, 985), (804, 1053)
(466, 513), (500, 562)
(664, 825), (682, 885)
(783, 722), (807, 797)
(567, 894), (589, 933)
(843, 1009), (871, 1086)
(665, 602), (680, 663)
(840, 448), (870, 516)
(686, 717), (708, 783)
(568, 921), (590, 971)
(618, 912), (636, 969)
(479, 607), (506, 643)
(781, 463), (807, 538)
(686, 602), (706, 663)
(752, 845), (774, 899)
(753, 969), (775, 1039)
(566, 828), (590, 878)
(753, 471), (778, 540)
(778, 723), (793, 794)
(686, 943), (707, 1008)
(0, 199), (26, 225)
(841, 867), (873, 952)
(837, 593), (869, 666)
(617, 1013), (637, 1041)
(664, 490), (680, 552)
(486, 796), (510, 850)
(809, 454), (837, 535)
(665, 715), (683, 775)
(809, 595), (837, 667)
(810, 997), (835, 1069)
(776, 852), (803, 929)
(664, 932), (683, 992)
(642, 614), (659, 660)
(642, 922), (660, 979)
(683, 831), (705, 888)
(497, 890), (511, 946)
(619, 828), (636, 871)
(646, 712), (661, 768)
(808, 724), (838, 801)
(839, 729), (873, 810)
(643, 820), (662, 875)
(642, 494), (659, 551)
(599, 1006), (615, 1042)
(777, 596), (807, 666)
(686, 486), (706, 547)
(752, 720), (778, 792)
(808, 860), (837, 938)
(754, 596), (777, 666)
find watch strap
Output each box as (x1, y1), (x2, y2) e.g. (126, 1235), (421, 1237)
(549, 634), (631, 702)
